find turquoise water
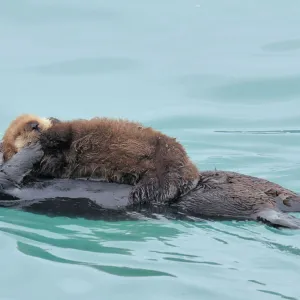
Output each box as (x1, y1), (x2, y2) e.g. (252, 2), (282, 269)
(1, 0), (300, 299)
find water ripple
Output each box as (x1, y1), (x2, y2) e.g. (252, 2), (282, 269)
(1, 1), (116, 23)
(257, 289), (298, 300)
(215, 130), (300, 135)
(0, 0), (300, 299)
(262, 38), (300, 52)
(209, 75), (300, 101)
(17, 242), (175, 278)
(26, 57), (140, 75)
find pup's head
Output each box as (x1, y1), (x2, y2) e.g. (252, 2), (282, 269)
(2, 114), (58, 162)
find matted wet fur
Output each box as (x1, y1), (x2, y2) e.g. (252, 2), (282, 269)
(1, 145), (300, 228)
(2, 115), (200, 204)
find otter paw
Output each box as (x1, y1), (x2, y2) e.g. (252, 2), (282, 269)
(178, 178), (199, 195)
(129, 179), (180, 204)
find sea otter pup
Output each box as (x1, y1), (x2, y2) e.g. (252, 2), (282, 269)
(2, 114), (200, 204)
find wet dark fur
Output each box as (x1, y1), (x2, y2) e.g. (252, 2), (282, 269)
(177, 171), (300, 218)
(34, 118), (200, 204)
(1, 144), (300, 228)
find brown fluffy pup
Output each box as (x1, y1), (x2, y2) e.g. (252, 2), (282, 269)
(2, 115), (200, 204)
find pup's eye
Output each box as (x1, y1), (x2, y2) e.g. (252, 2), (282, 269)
(29, 122), (40, 131)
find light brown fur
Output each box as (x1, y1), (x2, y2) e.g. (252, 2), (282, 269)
(2, 114), (52, 162)
(2, 115), (200, 204)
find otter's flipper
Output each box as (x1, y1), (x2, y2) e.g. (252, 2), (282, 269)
(255, 209), (300, 229)
(0, 143), (43, 187)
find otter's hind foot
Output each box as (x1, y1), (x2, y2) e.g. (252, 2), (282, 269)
(255, 209), (300, 229)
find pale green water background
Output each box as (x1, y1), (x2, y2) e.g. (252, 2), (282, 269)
(1, 0), (300, 299)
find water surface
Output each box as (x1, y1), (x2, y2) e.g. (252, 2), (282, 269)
(0, 1), (300, 299)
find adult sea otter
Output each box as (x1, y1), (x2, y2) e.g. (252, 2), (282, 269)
(0, 142), (300, 229)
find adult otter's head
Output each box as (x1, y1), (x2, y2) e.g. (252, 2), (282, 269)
(1, 114), (59, 162)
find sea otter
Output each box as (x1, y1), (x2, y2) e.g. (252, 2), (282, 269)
(0, 143), (300, 229)
(2, 114), (200, 204)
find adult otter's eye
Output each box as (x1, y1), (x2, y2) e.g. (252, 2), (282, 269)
(29, 122), (40, 131)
